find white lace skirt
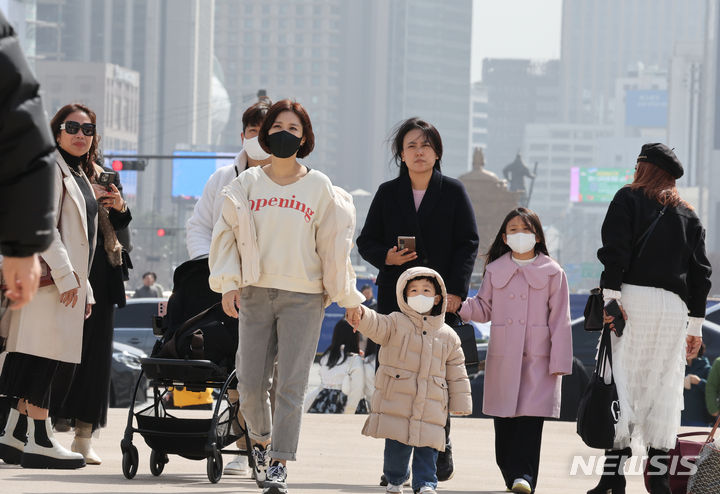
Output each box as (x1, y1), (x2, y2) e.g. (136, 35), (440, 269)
(610, 284), (688, 453)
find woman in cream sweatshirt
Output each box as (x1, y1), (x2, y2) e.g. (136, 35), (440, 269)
(209, 99), (364, 494)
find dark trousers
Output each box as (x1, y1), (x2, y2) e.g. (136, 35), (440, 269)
(493, 416), (544, 491)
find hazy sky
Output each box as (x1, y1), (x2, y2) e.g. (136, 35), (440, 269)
(472, 0), (563, 82)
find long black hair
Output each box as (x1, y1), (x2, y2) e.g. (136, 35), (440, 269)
(322, 319), (360, 369)
(390, 117), (443, 175)
(484, 208), (549, 273)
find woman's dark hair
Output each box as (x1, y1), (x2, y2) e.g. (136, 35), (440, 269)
(403, 275), (444, 316)
(142, 271), (157, 281)
(390, 117), (442, 175)
(322, 319), (360, 369)
(258, 99), (314, 158)
(242, 96), (272, 132)
(630, 161), (692, 210)
(484, 208), (549, 273)
(50, 103), (100, 177)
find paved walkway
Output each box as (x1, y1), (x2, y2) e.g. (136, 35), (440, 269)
(0, 407), (677, 493)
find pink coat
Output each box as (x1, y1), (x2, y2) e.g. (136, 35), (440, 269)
(459, 253), (572, 418)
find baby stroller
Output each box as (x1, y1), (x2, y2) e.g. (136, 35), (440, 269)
(120, 258), (252, 483)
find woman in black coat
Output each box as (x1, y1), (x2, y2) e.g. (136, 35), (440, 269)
(51, 165), (131, 465)
(589, 143), (712, 494)
(356, 117), (479, 483)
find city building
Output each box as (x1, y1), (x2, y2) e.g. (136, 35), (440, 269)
(35, 61), (140, 152)
(521, 123), (613, 225)
(213, 0), (473, 190)
(0, 0), (39, 63)
(482, 58), (561, 175)
(469, 82), (488, 157)
(560, 0), (706, 124)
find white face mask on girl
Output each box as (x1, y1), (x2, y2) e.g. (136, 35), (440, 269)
(243, 136), (271, 160)
(407, 294), (436, 314)
(506, 232), (537, 255)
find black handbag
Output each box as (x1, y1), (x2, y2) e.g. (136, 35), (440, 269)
(583, 288), (604, 332)
(445, 312), (480, 373)
(576, 327), (619, 449)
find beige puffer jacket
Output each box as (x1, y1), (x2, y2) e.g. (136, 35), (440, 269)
(357, 267), (472, 451)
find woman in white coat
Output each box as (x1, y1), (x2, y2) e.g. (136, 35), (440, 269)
(0, 104), (109, 469)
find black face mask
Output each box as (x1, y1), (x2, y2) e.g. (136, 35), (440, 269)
(266, 130), (302, 158)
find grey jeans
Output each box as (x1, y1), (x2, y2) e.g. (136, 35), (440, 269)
(235, 286), (324, 461)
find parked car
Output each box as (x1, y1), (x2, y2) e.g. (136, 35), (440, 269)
(110, 341), (148, 408)
(114, 297), (167, 356)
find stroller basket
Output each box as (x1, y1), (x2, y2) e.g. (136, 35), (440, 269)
(141, 357), (228, 384)
(135, 407), (238, 460)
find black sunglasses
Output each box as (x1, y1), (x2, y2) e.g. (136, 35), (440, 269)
(61, 121), (96, 136)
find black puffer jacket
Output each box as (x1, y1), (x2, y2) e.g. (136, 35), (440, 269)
(0, 9), (55, 257)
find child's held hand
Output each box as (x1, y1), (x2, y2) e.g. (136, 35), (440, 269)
(345, 305), (363, 330)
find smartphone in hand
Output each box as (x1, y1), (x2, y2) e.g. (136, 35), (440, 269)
(397, 236), (416, 252)
(604, 299), (625, 336)
(97, 171), (117, 191)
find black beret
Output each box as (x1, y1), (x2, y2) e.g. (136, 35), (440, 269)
(637, 143), (684, 179)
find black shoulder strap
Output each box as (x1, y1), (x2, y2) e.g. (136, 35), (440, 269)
(634, 205), (667, 259)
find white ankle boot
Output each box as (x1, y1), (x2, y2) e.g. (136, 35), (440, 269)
(71, 437), (102, 465)
(21, 419), (85, 469)
(0, 408), (26, 464)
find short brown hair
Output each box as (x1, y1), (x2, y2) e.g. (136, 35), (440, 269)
(258, 99), (314, 158)
(241, 96), (272, 132)
(50, 103), (100, 177)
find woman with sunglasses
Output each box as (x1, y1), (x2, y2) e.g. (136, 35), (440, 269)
(0, 103), (113, 469)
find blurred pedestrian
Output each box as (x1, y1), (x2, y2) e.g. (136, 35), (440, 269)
(305, 319), (364, 414)
(590, 143), (712, 494)
(356, 117), (479, 483)
(361, 284), (377, 311)
(682, 343), (712, 427)
(50, 155), (132, 464)
(133, 271), (163, 298)
(210, 99), (364, 494)
(705, 356), (720, 418)
(0, 103), (108, 469)
(186, 96), (273, 260)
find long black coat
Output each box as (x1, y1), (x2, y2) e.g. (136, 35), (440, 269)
(0, 10), (55, 256)
(357, 169), (479, 314)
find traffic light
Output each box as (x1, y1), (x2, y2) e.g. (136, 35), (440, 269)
(111, 159), (147, 171)
(156, 228), (176, 237)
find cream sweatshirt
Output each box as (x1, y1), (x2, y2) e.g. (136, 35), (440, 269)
(214, 166), (364, 309)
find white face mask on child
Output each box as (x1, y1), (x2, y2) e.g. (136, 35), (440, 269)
(407, 295), (436, 314)
(506, 232), (536, 255)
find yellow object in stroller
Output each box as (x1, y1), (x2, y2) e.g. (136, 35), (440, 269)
(167, 386), (214, 409)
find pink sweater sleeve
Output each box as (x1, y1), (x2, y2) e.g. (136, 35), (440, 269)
(458, 272), (493, 323)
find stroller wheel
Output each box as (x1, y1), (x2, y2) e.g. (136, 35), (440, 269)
(121, 444), (139, 479)
(150, 450), (168, 476)
(207, 447), (223, 483)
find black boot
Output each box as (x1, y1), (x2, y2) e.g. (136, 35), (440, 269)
(646, 448), (671, 494)
(436, 415), (454, 482)
(587, 448), (630, 494)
